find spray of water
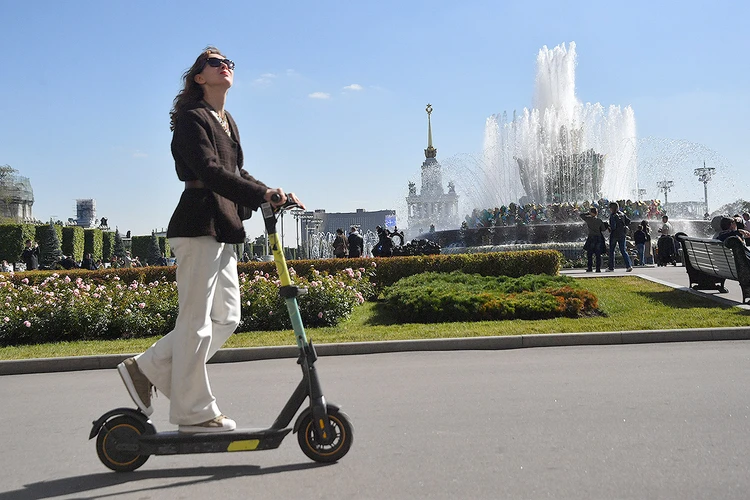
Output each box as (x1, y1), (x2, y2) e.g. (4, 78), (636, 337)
(480, 42), (637, 207)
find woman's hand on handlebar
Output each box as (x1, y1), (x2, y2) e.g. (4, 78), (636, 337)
(264, 188), (306, 210)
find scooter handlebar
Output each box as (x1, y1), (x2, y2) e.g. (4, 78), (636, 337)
(270, 192), (301, 211)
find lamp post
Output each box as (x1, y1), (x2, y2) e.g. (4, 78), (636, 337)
(657, 180), (674, 206)
(694, 162), (715, 217)
(290, 209), (305, 259)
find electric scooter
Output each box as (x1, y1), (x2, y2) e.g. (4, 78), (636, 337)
(89, 194), (353, 472)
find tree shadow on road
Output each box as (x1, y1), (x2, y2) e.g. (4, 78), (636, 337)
(0, 462), (328, 500)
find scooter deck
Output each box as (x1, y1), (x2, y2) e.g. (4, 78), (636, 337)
(137, 427), (292, 456)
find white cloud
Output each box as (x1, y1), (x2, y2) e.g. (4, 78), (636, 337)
(252, 73), (277, 87)
(308, 92), (331, 100)
(343, 84), (363, 91)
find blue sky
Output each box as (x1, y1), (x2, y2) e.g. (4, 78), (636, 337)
(1, 0), (747, 240)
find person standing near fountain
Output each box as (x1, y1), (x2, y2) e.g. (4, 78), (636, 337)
(348, 226), (364, 258)
(607, 202), (633, 272)
(657, 215), (677, 266)
(332, 228), (348, 258)
(580, 207), (607, 272)
(633, 222), (649, 266)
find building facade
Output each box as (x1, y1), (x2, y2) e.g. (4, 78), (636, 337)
(405, 104), (459, 235)
(0, 167), (34, 222)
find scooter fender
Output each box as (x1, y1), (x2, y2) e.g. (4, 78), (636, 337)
(89, 407), (151, 440)
(292, 403), (341, 434)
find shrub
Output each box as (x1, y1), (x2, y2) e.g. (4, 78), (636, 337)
(0, 224), (36, 265)
(131, 235), (151, 263)
(84, 229), (104, 261)
(383, 271), (599, 323)
(0, 266), (375, 346)
(102, 231), (115, 260)
(61, 226), (85, 262)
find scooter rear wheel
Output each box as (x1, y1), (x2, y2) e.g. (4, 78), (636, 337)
(96, 415), (152, 472)
(297, 407), (354, 463)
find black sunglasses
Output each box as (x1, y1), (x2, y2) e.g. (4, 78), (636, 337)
(203, 57), (235, 70)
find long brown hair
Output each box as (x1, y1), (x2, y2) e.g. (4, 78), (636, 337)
(169, 46), (224, 131)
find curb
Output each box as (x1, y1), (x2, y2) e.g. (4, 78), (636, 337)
(3, 326), (750, 376)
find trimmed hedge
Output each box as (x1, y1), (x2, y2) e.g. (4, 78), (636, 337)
(6, 250), (562, 289)
(131, 235), (150, 263)
(159, 237), (171, 258)
(61, 226), (85, 261)
(0, 224), (37, 264)
(84, 229), (104, 260)
(102, 231), (115, 260)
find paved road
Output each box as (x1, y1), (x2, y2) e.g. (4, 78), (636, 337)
(2, 342), (749, 499)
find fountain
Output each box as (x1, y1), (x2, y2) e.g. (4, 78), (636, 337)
(480, 42), (638, 207)
(305, 230), (380, 259)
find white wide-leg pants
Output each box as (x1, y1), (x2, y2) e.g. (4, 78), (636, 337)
(136, 236), (241, 425)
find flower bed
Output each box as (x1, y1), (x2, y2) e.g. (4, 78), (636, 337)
(0, 265), (375, 346)
(383, 271), (600, 323)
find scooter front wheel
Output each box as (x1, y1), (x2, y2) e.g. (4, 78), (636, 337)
(297, 406), (354, 463)
(96, 415), (152, 472)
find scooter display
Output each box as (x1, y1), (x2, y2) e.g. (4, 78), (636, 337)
(89, 194), (353, 472)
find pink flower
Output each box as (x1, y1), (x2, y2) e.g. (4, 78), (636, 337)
(268, 311), (273, 315)
(138, 302), (146, 309)
(21, 278), (29, 284)
(3, 317), (8, 322)
(64, 276), (71, 283)
(317, 312), (323, 319)
(23, 321), (31, 327)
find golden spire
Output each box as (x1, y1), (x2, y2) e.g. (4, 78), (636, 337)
(425, 104), (437, 159)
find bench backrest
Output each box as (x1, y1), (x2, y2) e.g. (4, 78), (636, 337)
(678, 236), (738, 280)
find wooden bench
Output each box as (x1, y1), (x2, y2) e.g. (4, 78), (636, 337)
(675, 232), (750, 303)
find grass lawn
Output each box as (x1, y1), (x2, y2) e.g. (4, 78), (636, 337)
(1, 276), (748, 361)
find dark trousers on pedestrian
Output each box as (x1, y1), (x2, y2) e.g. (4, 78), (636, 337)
(586, 248), (602, 272)
(609, 236), (632, 270)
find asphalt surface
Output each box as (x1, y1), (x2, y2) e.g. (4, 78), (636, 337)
(2, 342), (750, 500)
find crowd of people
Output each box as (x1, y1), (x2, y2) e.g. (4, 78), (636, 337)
(465, 199), (666, 228)
(578, 207), (750, 271)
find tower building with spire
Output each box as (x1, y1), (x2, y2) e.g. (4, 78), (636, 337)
(406, 104), (459, 235)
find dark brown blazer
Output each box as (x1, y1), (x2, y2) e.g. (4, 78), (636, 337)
(167, 101), (268, 243)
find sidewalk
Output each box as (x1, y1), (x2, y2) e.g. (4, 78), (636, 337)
(2, 264), (748, 376)
(562, 263), (749, 309)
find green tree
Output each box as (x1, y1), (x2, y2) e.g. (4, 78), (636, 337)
(113, 228), (126, 259)
(147, 232), (161, 265)
(39, 222), (63, 269)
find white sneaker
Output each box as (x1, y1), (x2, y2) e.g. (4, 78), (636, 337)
(178, 414), (237, 433)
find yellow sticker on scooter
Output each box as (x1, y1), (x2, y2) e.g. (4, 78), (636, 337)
(227, 439), (260, 452)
